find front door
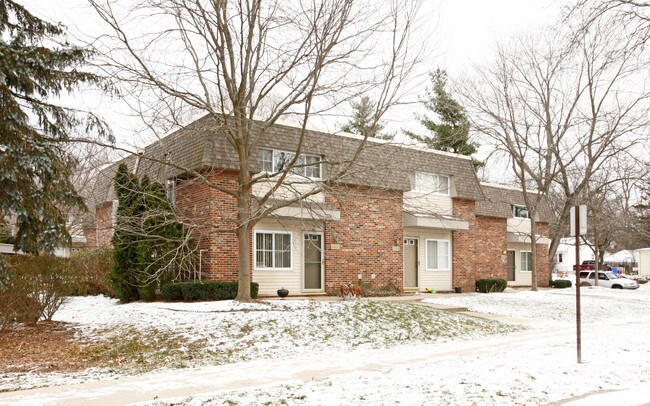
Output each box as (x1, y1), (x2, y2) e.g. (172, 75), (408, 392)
(403, 238), (419, 288)
(303, 233), (323, 291)
(507, 250), (516, 281)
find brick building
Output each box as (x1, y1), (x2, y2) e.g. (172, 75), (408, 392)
(89, 115), (553, 295)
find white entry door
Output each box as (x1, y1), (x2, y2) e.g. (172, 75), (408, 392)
(403, 237), (419, 288)
(303, 233), (324, 292)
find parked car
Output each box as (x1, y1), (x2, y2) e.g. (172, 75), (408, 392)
(579, 271), (639, 289)
(573, 260), (597, 271)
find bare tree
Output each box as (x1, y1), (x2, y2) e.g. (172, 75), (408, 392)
(458, 12), (650, 290)
(86, 0), (427, 301)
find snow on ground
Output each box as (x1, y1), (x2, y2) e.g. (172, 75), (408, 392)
(423, 284), (650, 326)
(0, 296), (518, 392)
(2, 285), (650, 405)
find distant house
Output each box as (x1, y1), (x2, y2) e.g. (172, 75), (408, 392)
(633, 248), (650, 276)
(554, 238), (599, 275)
(88, 115), (554, 295)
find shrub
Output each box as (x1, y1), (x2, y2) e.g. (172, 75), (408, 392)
(68, 247), (115, 297)
(476, 278), (507, 293)
(358, 279), (402, 297)
(161, 281), (259, 301)
(1, 255), (80, 330)
(550, 279), (572, 289)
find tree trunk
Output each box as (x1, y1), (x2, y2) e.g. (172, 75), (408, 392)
(236, 172), (253, 302)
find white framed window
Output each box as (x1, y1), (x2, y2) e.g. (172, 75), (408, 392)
(412, 172), (450, 195)
(166, 179), (176, 203)
(259, 148), (322, 179)
(425, 239), (450, 270)
(255, 231), (292, 269)
(521, 251), (533, 272)
(512, 205), (529, 219)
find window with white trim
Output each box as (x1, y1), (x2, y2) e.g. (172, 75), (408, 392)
(426, 239), (450, 270)
(259, 148), (322, 179)
(411, 172), (449, 195)
(521, 251), (533, 272)
(512, 205), (529, 219)
(255, 231), (292, 269)
(166, 179), (176, 203)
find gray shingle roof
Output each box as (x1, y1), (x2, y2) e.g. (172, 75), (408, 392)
(92, 115), (484, 203)
(476, 183), (554, 223)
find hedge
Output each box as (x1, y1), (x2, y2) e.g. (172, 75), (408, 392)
(476, 278), (507, 293)
(161, 281), (259, 301)
(550, 279), (572, 289)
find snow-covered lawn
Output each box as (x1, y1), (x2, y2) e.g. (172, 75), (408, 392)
(422, 284), (650, 326)
(2, 285), (650, 405)
(0, 296), (518, 392)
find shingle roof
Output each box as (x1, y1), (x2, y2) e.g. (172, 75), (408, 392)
(476, 183), (554, 223)
(92, 115), (484, 204)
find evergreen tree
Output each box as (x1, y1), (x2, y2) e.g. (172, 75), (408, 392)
(406, 69), (482, 169)
(0, 0), (110, 254)
(110, 163), (141, 302)
(341, 96), (393, 140)
(111, 165), (192, 302)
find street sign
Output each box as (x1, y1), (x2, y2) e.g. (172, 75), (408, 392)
(570, 205), (587, 236)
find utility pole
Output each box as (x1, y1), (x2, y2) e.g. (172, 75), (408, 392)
(571, 205), (587, 364)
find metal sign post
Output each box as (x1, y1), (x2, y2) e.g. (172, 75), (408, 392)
(570, 205), (587, 364)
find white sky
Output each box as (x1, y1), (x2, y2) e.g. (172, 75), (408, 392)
(20, 0), (567, 158)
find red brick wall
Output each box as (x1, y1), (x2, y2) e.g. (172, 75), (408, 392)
(175, 170), (241, 281)
(451, 199), (477, 292)
(474, 216), (508, 281)
(94, 202), (114, 247)
(325, 186), (403, 293)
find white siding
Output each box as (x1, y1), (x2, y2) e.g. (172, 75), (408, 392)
(403, 190), (452, 215)
(507, 217), (531, 235)
(639, 250), (650, 276)
(252, 175), (324, 203)
(252, 218), (324, 296)
(508, 243), (533, 286)
(404, 227), (453, 291)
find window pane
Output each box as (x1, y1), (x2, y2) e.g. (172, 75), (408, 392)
(437, 176), (449, 194)
(427, 240), (438, 269)
(274, 151), (295, 172)
(290, 155), (305, 176)
(438, 241), (449, 269)
(415, 172), (435, 192)
(260, 149), (273, 172)
(305, 155), (321, 178)
(514, 205), (529, 219)
(256, 233), (273, 267)
(274, 233), (291, 268)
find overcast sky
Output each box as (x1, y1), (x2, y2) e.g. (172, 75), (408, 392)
(21, 0), (567, 158)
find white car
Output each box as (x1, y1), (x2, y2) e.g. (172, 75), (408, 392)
(579, 271), (639, 289)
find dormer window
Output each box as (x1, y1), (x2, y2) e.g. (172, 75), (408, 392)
(259, 148), (322, 179)
(412, 172), (449, 195)
(512, 205), (529, 219)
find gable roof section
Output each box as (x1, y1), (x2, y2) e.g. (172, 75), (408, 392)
(92, 115), (483, 203)
(476, 183), (554, 223)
